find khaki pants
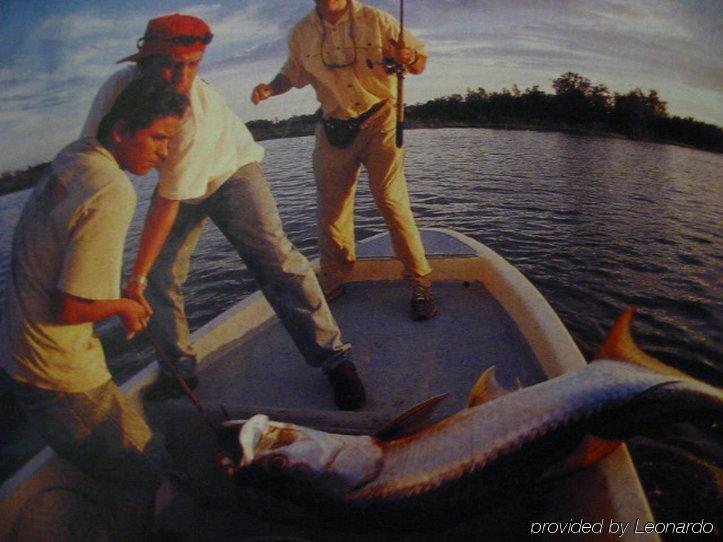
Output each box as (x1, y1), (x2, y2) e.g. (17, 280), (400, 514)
(313, 103), (432, 290)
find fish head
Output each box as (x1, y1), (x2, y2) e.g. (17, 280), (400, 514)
(237, 414), (383, 496)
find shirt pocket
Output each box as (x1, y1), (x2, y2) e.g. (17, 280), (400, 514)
(355, 24), (386, 70)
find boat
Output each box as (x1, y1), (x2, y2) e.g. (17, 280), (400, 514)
(0, 228), (659, 540)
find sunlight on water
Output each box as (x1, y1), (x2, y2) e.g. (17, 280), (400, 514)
(1, 129), (720, 379)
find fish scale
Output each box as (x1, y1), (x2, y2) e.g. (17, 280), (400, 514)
(350, 361), (668, 500)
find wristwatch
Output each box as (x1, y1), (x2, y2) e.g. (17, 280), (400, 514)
(127, 275), (148, 289)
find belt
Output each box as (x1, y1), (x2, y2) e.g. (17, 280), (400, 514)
(320, 102), (386, 149)
(354, 101), (385, 125)
(324, 101), (385, 127)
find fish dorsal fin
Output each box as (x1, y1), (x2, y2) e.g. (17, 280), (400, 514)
(468, 366), (514, 407)
(373, 393), (450, 441)
(596, 307), (693, 381)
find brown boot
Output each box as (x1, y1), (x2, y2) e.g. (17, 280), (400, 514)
(322, 282), (345, 302)
(326, 361), (366, 410)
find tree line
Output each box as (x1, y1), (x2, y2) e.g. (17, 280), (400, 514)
(404, 72), (723, 152)
(2, 72), (721, 196)
(0, 163), (49, 196)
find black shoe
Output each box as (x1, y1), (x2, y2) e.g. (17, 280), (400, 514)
(326, 361), (366, 410)
(322, 282), (345, 302)
(142, 373), (199, 402)
(411, 285), (438, 321)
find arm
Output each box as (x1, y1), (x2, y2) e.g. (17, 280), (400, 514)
(391, 41), (427, 75)
(58, 180), (141, 338)
(406, 53), (427, 75)
(124, 194), (180, 310)
(384, 7), (427, 76)
(251, 73), (293, 105)
(56, 293), (149, 340)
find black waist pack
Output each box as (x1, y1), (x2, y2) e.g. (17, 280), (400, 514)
(321, 102), (385, 149)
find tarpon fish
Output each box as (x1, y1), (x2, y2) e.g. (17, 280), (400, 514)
(233, 309), (722, 527)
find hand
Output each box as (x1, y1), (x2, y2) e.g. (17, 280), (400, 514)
(119, 299), (152, 341)
(122, 282), (152, 340)
(389, 38), (417, 66)
(123, 281), (153, 315)
(251, 83), (273, 105)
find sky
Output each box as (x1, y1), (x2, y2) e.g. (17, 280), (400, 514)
(1, 0), (721, 173)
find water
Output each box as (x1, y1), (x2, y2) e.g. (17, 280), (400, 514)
(1, 128), (721, 482)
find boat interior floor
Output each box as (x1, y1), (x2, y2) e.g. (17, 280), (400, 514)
(146, 279), (550, 539)
(194, 279), (545, 417)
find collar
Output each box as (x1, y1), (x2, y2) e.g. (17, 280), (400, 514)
(316, 0), (355, 27)
(90, 137), (120, 166)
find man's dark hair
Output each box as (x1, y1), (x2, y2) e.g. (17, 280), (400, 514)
(97, 77), (188, 142)
(137, 55), (164, 74)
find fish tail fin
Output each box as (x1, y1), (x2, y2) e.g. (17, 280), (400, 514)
(595, 307), (693, 381)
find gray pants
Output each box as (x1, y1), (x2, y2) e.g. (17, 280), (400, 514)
(146, 162), (351, 377)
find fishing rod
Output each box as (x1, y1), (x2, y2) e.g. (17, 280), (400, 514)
(145, 328), (240, 474)
(395, 0), (405, 148)
(144, 328), (226, 443)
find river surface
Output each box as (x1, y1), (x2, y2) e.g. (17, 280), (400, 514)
(1, 128), (721, 483)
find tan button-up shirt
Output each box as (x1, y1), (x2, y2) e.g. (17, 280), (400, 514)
(281, 1), (426, 119)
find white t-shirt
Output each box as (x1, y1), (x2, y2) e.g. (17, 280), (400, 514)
(82, 66), (265, 202)
(0, 138), (135, 392)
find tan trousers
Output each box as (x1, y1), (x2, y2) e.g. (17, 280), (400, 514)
(313, 103), (432, 290)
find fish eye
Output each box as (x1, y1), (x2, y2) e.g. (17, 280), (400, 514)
(265, 454), (289, 471)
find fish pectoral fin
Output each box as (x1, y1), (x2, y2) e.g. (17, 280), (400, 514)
(595, 307), (695, 381)
(373, 393), (450, 441)
(468, 366), (515, 407)
(541, 436), (622, 480)
(220, 419), (247, 427)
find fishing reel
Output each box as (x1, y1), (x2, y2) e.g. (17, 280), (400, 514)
(382, 56), (405, 75)
(365, 57), (405, 75)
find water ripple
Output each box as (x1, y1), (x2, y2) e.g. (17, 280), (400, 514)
(0, 128), (721, 477)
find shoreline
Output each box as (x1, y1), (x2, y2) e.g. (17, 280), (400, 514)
(1, 122), (720, 198)
(250, 118), (723, 154)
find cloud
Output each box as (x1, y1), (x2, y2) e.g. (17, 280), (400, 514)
(414, 0), (723, 95)
(0, 0), (720, 172)
(204, 38), (288, 74)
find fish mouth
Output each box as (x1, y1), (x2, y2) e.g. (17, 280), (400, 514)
(239, 414), (270, 466)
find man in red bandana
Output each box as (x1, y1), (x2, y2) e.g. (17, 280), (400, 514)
(82, 14), (366, 410)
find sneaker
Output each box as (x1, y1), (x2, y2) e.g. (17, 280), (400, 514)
(326, 361), (366, 410)
(411, 284), (438, 321)
(142, 373), (199, 402)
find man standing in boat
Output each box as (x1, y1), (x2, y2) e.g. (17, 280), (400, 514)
(81, 14), (366, 410)
(252, 0), (437, 321)
(0, 80), (187, 539)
